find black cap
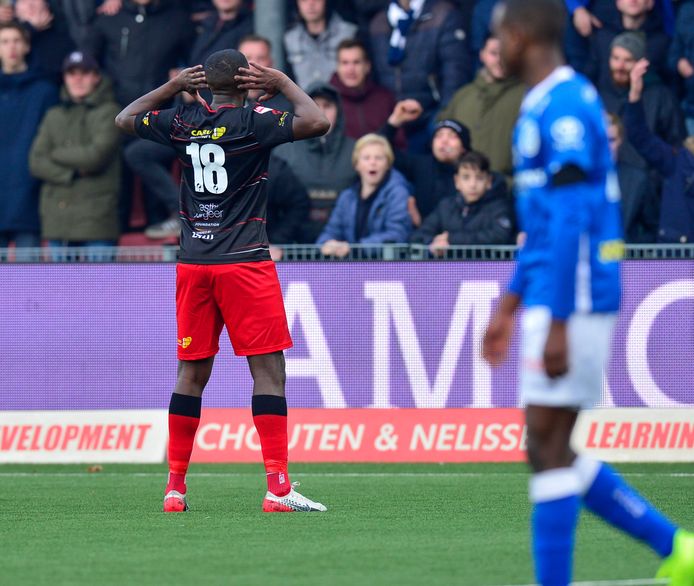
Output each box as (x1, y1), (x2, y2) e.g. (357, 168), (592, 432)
(434, 119), (472, 151)
(62, 51), (99, 73)
(307, 82), (340, 104)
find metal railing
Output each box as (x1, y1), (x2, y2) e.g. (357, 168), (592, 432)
(0, 244), (693, 263)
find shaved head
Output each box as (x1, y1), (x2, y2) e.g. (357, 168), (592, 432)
(493, 0), (566, 47)
(204, 49), (248, 94)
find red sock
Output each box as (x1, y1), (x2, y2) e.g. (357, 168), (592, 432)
(166, 393), (202, 494)
(252, 395), (290, 497)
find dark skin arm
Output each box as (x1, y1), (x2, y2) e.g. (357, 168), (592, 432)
(234, 62), (330, 140)
(483, 292), (568, 379)
(114, 65), (208, 135)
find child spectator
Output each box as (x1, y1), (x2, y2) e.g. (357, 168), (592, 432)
(317, 133), (412, 257)
(410, 150), (514, 254)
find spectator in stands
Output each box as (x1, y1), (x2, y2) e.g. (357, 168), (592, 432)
(625, 59), (694, 243)
(284, 0), (357, 90)
(410, 151), (514, 254)
(669, 1), (694, 136)
(317, 133), (411, 256)
(83, 0), (192, 106)
(438, 35), (524, 179)
(238, 34), (292, 111)
(266, 155), (311, 260)
(0, 22), (58, 253)
(383, 102), (470, 226)
(273, 83), (357, 243)
(29, 51), (120, 259)
(368, 0), (470, 152)
(14, 0), (76, 81)
(600, 32), (685, 169)
(586, 0), (671, 89)
(330, 38), (397, 141)
(188, 0), (253, 66)
(470, 0), (497, 61)
(606, 112), (658, 242)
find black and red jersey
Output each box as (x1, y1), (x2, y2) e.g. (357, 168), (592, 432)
(135, 102), (294, 264)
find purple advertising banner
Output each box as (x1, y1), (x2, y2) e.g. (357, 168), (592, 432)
(1, 261), (693, 410)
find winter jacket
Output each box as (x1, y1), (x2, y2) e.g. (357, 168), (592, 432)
(83, 0), (192, 106)
(624, 100), (694, 244)
(330, 72), (396, 141)
(668, 1), (694, 118)
(29, 77), (121, 241)
(188, 9), (254, 66)
(368, 0), (471, 115)
(617, 160), (659, 243)
(316, 169), (412, 244)
(586, 13), (672, 90)
(381, 121), (458, 219)
(267, 155), (310, 244)
(600, 80), (686, 169)
(0, 68), (58, 234)
(409, 173), (514, 245)
(437, 72), (524, 177)
(284, 13), (357, 90)
(273, 84), (357, 243)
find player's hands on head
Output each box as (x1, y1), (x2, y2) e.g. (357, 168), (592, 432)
(388, 99), (423, 127)
(543, 320), (569, 379)
(172, 65), (208, 96)
(235, 62), (288, 103)
(628, 59), (649, 103)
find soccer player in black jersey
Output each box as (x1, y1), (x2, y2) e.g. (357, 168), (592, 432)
(115, 50), (330, 513)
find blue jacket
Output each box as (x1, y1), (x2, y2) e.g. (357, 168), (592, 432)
(624, 100), (694, 244)
(368, 0), (471, 115)
(316, 169), (412, 244)
(668, 1), (694, 117)
(0, 69), (58, 233)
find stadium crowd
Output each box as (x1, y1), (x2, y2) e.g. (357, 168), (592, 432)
(1, 0), (693, 259)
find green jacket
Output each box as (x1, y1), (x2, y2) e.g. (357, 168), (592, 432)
(438, 72), (525, 178)
(29, 77), (121, 241)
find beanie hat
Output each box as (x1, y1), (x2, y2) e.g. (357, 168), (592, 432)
(433, 119), (472, 151)
(611, 32), (646, 61)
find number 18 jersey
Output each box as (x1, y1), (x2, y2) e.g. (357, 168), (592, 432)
(135, 102), (294, 264)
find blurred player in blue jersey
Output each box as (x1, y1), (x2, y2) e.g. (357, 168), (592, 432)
(482, 1), (694, 584)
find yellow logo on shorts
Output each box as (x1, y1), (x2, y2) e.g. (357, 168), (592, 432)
(177, 337), (192, 349)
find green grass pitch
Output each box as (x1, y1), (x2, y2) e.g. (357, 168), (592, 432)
(2, 463), (693, 585)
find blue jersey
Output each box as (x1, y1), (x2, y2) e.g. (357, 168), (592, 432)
(509, 66), (622, 319)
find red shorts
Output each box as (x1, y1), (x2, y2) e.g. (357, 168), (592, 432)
(176, 261), (292, 359)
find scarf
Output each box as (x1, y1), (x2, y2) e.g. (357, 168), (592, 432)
(387, 0), (426, 66)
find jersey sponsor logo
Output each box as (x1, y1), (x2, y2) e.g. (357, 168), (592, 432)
(599, 239), (624, 263)
(514, 168), (548, 190)
(516, 119), (541, 158)
(550, 116), (585, 152)
(177, 336), (192, 349)
(191, 231), (214, 240)
(142, 110), (159, 126)
(194, 203), (223, 220)
(190, 127), (227, 140)
(253, 105), (282, 115)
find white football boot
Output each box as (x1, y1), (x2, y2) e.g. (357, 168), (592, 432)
(262, 482), (327, 512)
